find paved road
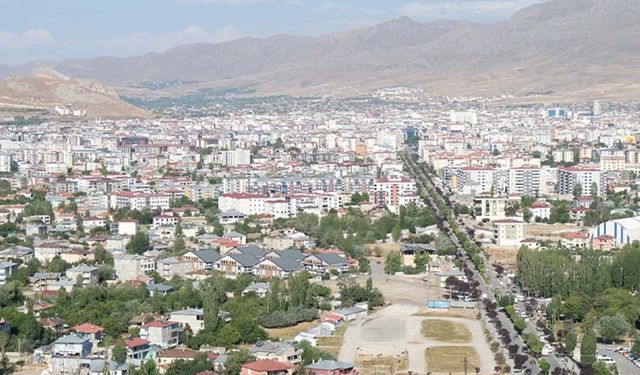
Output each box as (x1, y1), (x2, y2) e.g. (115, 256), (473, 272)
(405, 153), (588, 374)
(402, 152), (542, 374)
(597, 344), (640, 375)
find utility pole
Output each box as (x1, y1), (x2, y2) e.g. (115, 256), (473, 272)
(464, 356), (468, 375)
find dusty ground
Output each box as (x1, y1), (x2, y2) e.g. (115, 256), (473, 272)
(526, 223), (582, 237)
(266, 320), (319, 340)
(364, 243), (401, 257)
(317, 322), (350, 358)
(421, 319), (472, 343)
(339, 304), (495, 375)
(425, 346), (482, 374)
(484, 247), (519, 267)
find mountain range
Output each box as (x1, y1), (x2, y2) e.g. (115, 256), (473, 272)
(1, 0), (639, 103)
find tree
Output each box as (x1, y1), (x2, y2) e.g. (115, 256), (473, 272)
(565, 332), (577, 355)
(384, 252), (402, 274)
(216, 324), (240, 348)
(223, 349), (255, 375)
(592, 361), (614, 375)
(539, 358), (551, 374)
(0, 332), (8, 371)
(573, 183), (583, 198)
(112, 340), (127, 364)
(126, 231), (150, 254)
(414, 252), (429, 273)
(297, 340), (334, 366)
(580, 332), (597, 366)
(596, 315), (631, 342)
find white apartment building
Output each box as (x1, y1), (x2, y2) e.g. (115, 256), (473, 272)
(493, 219), (525, 247)
(508, 167), (542, 196)
(218, 193), (267, 216)
(169, 308), (205, 334)
(113, 253), (155, 281)
(374, 174), (417, 212)
(0, 152), (14, 173)
(557, 167), (602, 196)
(449, 111), (478, 124)
(473, 196), (508, 222)
(457, 167), (495, 194)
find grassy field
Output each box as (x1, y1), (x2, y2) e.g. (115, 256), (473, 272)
(425, 346), (480, 374)
(355, 353), (409, 374)
(317, 322), (350, 358)
(421, 319), (472, 343)
(364, 243), (400, 257)
(266, 320), (319, 340)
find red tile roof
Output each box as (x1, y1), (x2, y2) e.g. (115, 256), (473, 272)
(126, 337), (150, 348)
(74, 323), (104, 334)
(241, 359), (293, 371)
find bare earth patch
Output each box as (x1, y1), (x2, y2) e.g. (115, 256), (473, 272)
(355, 353), (408, 373)
(317, 322), (350, 358)
(421, 319), (472, 343)
(425, 346), (481, 374)
(413, 308), (478, 319)
(266, 320), (319, 340)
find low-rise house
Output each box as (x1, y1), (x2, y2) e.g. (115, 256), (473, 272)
(306, 360), (357, 375)
(153, 214), (178, 229)
(74, 323), (104, 345)
(66, 264), (98, 286)
(0, 262), (17, 285)
(156, 256), (196, 280)
(169, 308), (205, 334)
(242, 283), (270, 298)
(240, 359), (294, 375)
(0, 246), (34, 262)
(215, 253), (260, 277)
(250, 341), (302, 366)
(254, 257), (302, 279)
(335, 306), (367, 321)
(302, 253), (349, 274)
(529, 201), (551, 221)
(30, 272), (61, 291)
(83, 217), (107, 230)
(113, 253), (155, 281)
(140, 320), (180, 349)
(147, 282), (173, 296)
(183, 249), (221, 270)
(125, 337), (152, 363)
(52, 334), (92, 357)
(41, 317), (65, 334)
(156, 348), (199, 367)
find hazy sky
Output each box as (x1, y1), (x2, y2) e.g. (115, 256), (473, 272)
(0, 0), (545, 64)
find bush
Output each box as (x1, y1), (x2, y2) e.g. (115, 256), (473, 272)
(258, 307), (318, 328)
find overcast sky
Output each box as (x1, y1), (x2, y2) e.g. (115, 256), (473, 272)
(0, 0), (546, 64)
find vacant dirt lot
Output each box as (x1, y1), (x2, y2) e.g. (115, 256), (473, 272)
(421, 319), (472, 343)
(339, 304), (495, 374)
(484, 247), (519, 267)
(425, 346), (481, 374)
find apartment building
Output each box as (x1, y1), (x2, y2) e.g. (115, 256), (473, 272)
(557, 166), (601, 196)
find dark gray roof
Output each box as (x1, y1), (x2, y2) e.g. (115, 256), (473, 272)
(306, 360), (355, 371)
(315, 253), (348, 266)
(193, 249), (221, 263)
(55, 334), (90, 345)
(147, 283), (173, 292)
(275, 249), (306, 261)
(270, 257), (303, 272)
(235, 244), (265, 258)
(228, 253), (260, 267)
